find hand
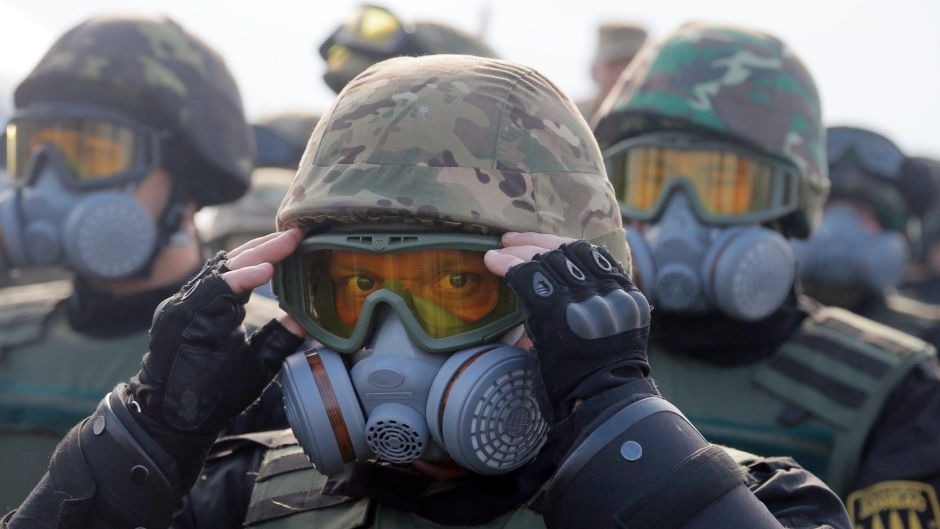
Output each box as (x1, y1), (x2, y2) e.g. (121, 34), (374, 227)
(484, 232), (652, 413)
(130, 229), (307, 437)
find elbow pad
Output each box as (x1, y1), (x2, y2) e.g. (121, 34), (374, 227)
(10, 387), (181, 529)
(544, 397), (775, 529)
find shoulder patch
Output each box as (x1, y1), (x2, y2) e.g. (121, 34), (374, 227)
(847, 480), (940, 529)
(0, 279), (71, 347)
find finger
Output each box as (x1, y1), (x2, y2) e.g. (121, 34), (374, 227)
(502, 232), (574, 250)
(484, 250), (526, 277)
(227, 231), (281, 258)
(491, 245), (550, 263)
(222, 262), (273, 294)
(278, 315), (308, 339)
(226, 228), (303, 271)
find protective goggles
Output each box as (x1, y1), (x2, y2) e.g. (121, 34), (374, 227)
(5, 105), (164, 189)
(604, 133), (800, 225)
(275, 233), (524, 354)
(827, 127), (904, 179)
(318, 5), (414, 64)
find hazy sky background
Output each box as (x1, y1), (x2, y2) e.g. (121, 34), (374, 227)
(1, 0), (937, 156)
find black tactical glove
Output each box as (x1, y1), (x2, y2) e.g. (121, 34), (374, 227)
(128, 253), (304, 486)
(504, 241), (654, 415)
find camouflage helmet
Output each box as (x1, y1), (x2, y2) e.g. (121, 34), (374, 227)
(593, 22), (828, 238)
(278, 54), (630, 268)
(14, 15), (253, 206)
(253, 112), (321, 169)
(320, 5), (498, 94)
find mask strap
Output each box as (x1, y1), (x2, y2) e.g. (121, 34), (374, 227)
(132, 179), (191, 278)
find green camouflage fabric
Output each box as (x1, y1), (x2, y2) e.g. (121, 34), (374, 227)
(593, 22), (828, 238)
(323, 20), (499, 95)
(253, 112), (321, 169)
(278, 54), (630, 267)
(14, 15), (252, 206)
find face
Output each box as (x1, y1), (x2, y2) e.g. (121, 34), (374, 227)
(329, 249), (501, 327)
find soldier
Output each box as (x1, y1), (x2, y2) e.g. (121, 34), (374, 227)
(576, 23), (648, 121)
(319, 4), (498, 94)
(0, 15), (253, 510)
(594, 22), (940, 529)
(901, 157), (940, 302)
(4, 55), (851, 529)
(792, 127), (940, 349)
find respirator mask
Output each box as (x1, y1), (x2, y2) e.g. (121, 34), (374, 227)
(275, 232), (549, 476)
(605, 133), (799, 321)
(0, 104), (181, 280)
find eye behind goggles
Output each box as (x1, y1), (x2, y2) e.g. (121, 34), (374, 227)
(274, 232), (524, 354)
(5, 104), (166, 190)
(603, 133), (800, 225)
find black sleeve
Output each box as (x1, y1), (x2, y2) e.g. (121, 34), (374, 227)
(171, 442), (266, 529)
(742, 454), (851, 529)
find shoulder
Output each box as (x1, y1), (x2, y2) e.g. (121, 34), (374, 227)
(0, 279), (71, 347)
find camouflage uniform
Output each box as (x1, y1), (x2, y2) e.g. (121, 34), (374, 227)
(30, 54), (849, 529)
(595, 22), (940, 529)
(0, 16), (254, 511)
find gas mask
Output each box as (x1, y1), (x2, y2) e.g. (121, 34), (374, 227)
(627, 193), (795, 321)
(791, 204), (909, 297)
(604, 133), (801, 321)
(276, 232), (549, 476)
(0, 104), (183, 280)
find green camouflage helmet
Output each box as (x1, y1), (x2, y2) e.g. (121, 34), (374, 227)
(593, 22), (828, 238)
(278, 54), (630, 268)
(321, 9), (499, 94)
(14, 15), (253, 206)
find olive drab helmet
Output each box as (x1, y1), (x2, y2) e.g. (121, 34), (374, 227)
(594, 22), (828, 238)
(14, 15), (253, 206)
(319, 5), (499, 94)
(277, 54), (630, 268)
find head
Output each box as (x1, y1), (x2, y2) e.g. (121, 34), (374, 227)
(591, 23), (648, 104)
(0, 15), (252, 288)
(791, 126), (912, 307)
(273, 54), (625, 476)
(594, 22), (826, 322)
(319, 5), (498, 94)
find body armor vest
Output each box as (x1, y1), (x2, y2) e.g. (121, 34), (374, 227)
(650, 301), (933, 496)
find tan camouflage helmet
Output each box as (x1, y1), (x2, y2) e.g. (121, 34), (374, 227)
(278, 54), (630, 267)
(15, 15), (253, 206)
(594, 22), (828, 238)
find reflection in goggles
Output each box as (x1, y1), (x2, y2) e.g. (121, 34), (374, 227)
(611, 146), (777, 218)
(7, 119), (138, 181)
(346, 6), (401, 43)
(305, 249), (509, 339)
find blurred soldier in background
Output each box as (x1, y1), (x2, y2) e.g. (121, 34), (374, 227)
(595, 23), (940, 529)
(251, 112), (320, 170)
(576, 23), (647, 121)
(901, 157), (940, 302)
(319, 4), (498, 94)
(792, 126), (940, 349)
(0, 15), (253, 510)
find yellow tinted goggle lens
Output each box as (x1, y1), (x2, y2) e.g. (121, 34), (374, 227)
(8, 119), (137, 181)
(349, 7), (401, 43)
(621, 146), (775, 216)
(304, 248), (515, 339)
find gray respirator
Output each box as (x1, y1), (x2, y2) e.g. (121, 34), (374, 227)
(627, 193), (796, 321)
(280, 310), (549, 476)
(791, 205), (909, 294)
(0, 147), (165, 280)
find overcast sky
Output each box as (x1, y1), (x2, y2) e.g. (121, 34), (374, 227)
(1, 0), (937, 156)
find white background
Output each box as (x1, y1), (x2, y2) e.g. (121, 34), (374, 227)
(1, 0), (937, 156)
